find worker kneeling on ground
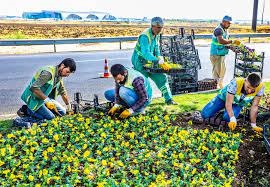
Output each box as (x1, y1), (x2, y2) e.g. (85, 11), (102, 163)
(201, 73), (265, 133)
(17, 58), (76, 120)
(104, 64), (152, 119)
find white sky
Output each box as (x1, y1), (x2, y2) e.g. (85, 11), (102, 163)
(0, 0), (270, 21)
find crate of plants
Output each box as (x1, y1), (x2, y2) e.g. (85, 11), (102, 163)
(235, 61), (261, 72)
(197, 78), (217, 91)
(143, 61), (183, 74)
(230, 44), (264, 62)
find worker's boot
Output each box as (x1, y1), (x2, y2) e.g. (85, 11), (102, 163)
(166, 99), (177, 105)
(17, 105), (28, 117)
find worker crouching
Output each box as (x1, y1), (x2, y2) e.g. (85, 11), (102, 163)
(104, 64), (152, 119)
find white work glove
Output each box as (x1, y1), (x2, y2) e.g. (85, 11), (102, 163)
(158, 56), (165, 64)
(66, 103), (74, 115)
(228, 116), (237, 131)
(251, 123), (263, 133)
(66, 103), (72, 111)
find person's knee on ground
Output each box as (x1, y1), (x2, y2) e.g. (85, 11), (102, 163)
(201, 96), (225, 119)
(44, 111), (55, 120)
(201, 107), (213, 119)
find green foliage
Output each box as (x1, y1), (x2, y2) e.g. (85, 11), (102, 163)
(0, 112), (241, 186)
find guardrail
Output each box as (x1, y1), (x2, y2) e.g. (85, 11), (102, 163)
(0, 33), (269, 52)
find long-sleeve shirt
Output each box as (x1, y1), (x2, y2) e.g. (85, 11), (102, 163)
(30, 66), (67, 96)
(115, 76), (148, 111)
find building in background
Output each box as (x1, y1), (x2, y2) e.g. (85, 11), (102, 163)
(22, 11), (62, 20)
(19, 10), (148, 22)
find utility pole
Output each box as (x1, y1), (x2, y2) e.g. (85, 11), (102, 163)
(252, 0), (259, 32)
(261, 0), (265, 24)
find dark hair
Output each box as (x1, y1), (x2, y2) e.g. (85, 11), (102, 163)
(247, 73), (261, 87)
(59, 58), (76, 73)
(110, 64), (127, 77)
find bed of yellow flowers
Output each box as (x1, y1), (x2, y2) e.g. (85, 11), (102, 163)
(0, 111), (241, 186)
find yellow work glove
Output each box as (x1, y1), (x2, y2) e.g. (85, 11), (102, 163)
(160, 63), (170, 71)
(119, 109), (133, 119)
(228, 116), (237, 131)
(232, 39), (241, 46)
(251, 123), (263, 133)
(108, 104), (121, 116)
(44, 98), (56, 110)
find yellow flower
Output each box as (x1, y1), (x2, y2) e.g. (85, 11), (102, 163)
(97, 182), (107, 187)
(0, 148), (6, 156)
(9, 173), (16, 180)
(164, 115), (170, 121)
(28, 175), (34, 181)
(105, 168), (110, 176)
(74, 149), (80, 156)
(83, 150), (90, 158)
(41, 123), (47, 127)
(179, 153), (185, 159)
(101, 160), (107, 166)
(133, 170), (139, 175)
(42, 138), (49, 144)
(43, 169), (48, 176)
(191, 168), (197, 175)
(38, 170), (42, 177)
(53, 134), (59, 142)
(129, 132), (135, 139)
(219, 173), (226, 179)
(67, 166), (72, 172)
(82, 144), (88, 149)
(96, 150), (102, 156)
(145, 153), (151, 158)
(124, 141), (130, 147)
(47, 147), (55, 153)
(7, 133), (15, 139)
(117, 160), (124, 167)
(42, 150), (48, 157)
(101, 132), (106, 138)
(0, 160), (5, 166)
(22, 164), (29, 169)
(2, 169), (10, 175)
(103, 147), (109, 152)
(84, 167), (90, 175)
(87, 158), (96, 162)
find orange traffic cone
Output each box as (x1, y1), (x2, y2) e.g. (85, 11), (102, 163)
(102, 58), (111, 78)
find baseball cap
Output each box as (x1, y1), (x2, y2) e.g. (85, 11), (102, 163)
(151, 17), (164, 26)
(222, 15), (232, 22)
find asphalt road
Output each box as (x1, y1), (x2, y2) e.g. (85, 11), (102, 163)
(0, 43), (269, 116)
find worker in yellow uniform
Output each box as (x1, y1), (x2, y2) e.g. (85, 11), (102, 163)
(201, 73), (264, 133)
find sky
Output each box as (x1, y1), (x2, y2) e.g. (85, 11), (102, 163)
(0, 0), (270, 21)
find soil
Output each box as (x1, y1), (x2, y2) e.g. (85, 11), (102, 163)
(1, 20), (270, 39)
(173, 111), (270, 187)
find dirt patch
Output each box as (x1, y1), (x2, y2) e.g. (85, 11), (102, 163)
(169, 111), (270, 186)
